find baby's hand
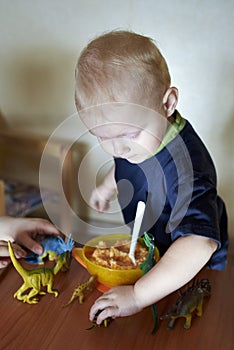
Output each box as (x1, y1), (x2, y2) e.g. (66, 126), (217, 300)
(90, 187), (111, 213)
(89, 166), (117, 213)
(89, 285), (143, 324)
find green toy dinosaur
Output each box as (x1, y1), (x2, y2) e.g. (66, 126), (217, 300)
(86, 309), (112, 331)
(139, 232), (159, 334)
(8, 241), (68, 304)
(64, 275), (97, 306)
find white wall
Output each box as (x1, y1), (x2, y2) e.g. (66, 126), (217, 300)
(0, 0), (233, 234)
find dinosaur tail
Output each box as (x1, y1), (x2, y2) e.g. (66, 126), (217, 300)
(151, 303), (159, 335)
(8, 241), (28, 277)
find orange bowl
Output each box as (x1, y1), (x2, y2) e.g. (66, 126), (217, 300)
(73, 234), (160, 288)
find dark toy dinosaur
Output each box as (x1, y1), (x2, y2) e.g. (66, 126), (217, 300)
(160, 278), (211, 329)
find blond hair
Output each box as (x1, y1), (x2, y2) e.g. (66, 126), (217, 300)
(75, 30), (171, 110)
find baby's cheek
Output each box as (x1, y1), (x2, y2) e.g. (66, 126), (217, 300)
(100, 141), (114, 155)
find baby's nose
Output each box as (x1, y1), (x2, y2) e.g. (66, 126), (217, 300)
(112, 140), (130, 156)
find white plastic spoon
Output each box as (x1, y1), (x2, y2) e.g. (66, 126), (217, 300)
(128, 201), (146, 265)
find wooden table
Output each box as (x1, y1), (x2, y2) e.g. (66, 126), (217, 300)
(0, 251), (233, 350)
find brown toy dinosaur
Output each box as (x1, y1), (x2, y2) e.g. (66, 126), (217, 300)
(8, 241), (68, 304)
(160, 278), (211, 329)
(64, 275), (97, 306)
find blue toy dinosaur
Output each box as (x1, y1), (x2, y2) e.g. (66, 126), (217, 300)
(25, 234), (74, 264)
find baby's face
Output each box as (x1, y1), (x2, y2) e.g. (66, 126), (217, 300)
(79, 103), (168, 164)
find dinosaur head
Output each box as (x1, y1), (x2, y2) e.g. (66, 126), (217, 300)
(199, 279), (211, 296)
(57, 234), (74, 254)
(143, 232), (155, 248)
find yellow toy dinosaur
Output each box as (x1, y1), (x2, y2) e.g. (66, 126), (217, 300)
(64, 275), (97, 306)
(8, 241), (68, 304)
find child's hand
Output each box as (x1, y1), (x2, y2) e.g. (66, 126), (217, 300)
(89, 285), (143, 324)
(0, 217), (60, 256)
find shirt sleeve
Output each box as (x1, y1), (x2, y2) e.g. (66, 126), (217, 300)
(167, 174), (222, 248)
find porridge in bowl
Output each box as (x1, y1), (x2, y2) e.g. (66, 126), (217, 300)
(72, 234), (160, 288)
(90, 239), (148, 270)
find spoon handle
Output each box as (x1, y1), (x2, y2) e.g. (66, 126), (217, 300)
(128, 201), (146, 265)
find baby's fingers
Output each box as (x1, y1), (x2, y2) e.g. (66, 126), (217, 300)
(90, 305), (117, 325)
(95, 306), (117, 325)
(89, 298), (118, 324)
(90, 199), (108, 213)
(89, 301), (102, 321)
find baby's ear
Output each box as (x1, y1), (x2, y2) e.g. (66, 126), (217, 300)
(163, 87), (178, 117)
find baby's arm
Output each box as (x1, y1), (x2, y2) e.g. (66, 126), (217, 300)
(90, 234), (218, 323)
(90, 165), (117, 213)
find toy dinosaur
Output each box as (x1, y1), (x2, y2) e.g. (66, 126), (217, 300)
(139, 232), (158, 334)
(160, 278), (211, 329)
(8, 241), (68, 304)
(25, 234), (74, 265)
(86, 309), (112, 331)
(64, 275), (97, 306)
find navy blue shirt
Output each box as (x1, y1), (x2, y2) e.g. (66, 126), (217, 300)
(114, 117), (228, 270)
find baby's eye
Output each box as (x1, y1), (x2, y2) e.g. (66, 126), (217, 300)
(125, 131), (141, 139)
(98, 136), (109, 142)
(97, 131), (141, 142)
